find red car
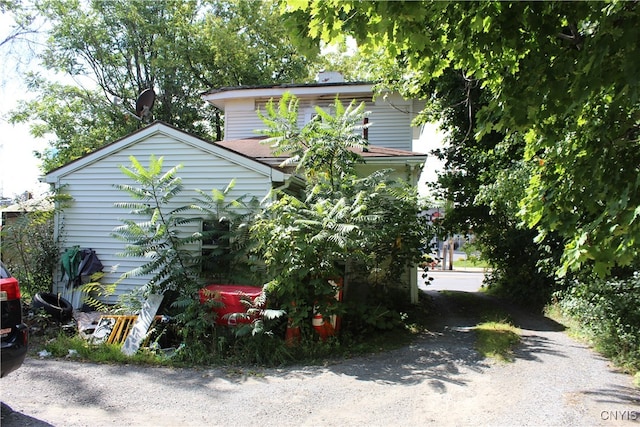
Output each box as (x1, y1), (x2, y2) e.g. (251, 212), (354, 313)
(1, 261), (28, 377)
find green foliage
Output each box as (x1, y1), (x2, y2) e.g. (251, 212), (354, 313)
(77, 272), (117, 312)
(224, 332), (294, 366)
(475, 321), (521, 363)
(283, 0), (640, 277)
(228, 289), (287, 338)
(253, 181), (427, 330)
(9, 0), (313, 172)
(171, 297), (222, 365)
(425, 67), (563, 308)
(9, 78), (139, 172)
(189, 179), (264, 284)
(556, 273), (640, 373)
(480, 228), (565, 311)
(257, 93), (370, 191)
(253, 93), (428, 333)
(0, 196), (59, 299)
(43, 333), (167, 365)
(251, 192), (351, 328)
(112, 155), (200, 296)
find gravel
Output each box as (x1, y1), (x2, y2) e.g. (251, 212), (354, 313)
(1, 289), (639, 427)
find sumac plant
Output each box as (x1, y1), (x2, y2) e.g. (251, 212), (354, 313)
(252, 94), (429, 337)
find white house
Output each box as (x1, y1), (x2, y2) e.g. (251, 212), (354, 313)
(44, 74), (427, 306)
(202, 71), (424, 151)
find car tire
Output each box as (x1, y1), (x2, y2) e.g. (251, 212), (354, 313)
(32, 292), (73, 322)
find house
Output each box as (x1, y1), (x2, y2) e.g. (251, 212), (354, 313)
(44, 73), (427, 307)
(203, 71), (423, 152)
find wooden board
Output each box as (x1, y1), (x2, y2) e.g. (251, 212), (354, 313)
(121, 294), (163, 356)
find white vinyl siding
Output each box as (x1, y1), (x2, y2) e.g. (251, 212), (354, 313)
(51, 131), (274, 305)
(227, 95), (420, 152)
(224, 109), (265, 140)
(366, 103), (413, 151)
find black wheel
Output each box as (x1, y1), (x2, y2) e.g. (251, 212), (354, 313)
(32, 292), (73, 322)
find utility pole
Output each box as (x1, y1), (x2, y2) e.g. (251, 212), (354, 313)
(441, 239), (447, 271)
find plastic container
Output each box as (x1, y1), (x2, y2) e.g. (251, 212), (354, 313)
(199, 284), (263, 325)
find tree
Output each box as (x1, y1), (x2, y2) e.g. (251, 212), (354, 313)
(282, 0), (640, 276)
(257, 92), (370, 191)
(112, 155), (199, 297)
(0, 1), (39, 50)
(252, 94), (428, 333)
(0, 197), (58, 299)
(10, 77), (138, 172)
(9, 0), (313, 172)
(424, 69), (565, 308)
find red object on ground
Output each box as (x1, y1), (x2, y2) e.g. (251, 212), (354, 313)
(312, 313), (335, 341)
(199, 284), (263, 325)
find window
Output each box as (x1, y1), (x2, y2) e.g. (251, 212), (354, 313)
(201, 219), (230, 279)
(304, 111), (320, 124)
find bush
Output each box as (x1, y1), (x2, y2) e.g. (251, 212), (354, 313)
(479, 227), (566, 311)
(556, 273), (640, 373)
(1, 204), (58, 299)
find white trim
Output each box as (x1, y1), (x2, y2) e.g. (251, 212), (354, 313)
(204, 84), (376, 110)
(362, 157), (427, 165)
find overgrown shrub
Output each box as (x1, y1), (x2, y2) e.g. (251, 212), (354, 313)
(0, 199), (59, 299)
(556, 273), (640, 373)
(480, 227), (566, 311)
(77, 92), (432, 365)
(253, 94), (429, 336)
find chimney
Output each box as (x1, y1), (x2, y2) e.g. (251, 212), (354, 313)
(316, 71), (345, 84)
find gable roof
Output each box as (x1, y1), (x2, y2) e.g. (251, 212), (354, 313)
(43, 121), (288, 183)
(43, 121), (426, 186)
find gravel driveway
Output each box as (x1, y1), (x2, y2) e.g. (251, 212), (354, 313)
(1, 288), (639, 427)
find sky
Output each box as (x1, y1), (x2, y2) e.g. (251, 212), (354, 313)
(0, 12), (49, 200)
(0, 80), (49, 200)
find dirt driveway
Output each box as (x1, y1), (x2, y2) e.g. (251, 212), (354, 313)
(1, 288), (639, 427)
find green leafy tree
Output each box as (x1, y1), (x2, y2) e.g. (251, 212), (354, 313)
(282, 0), (640, 276)
(10, 78), (137, 172)
(421, 69), (566, 308)
(252, 94), (428, 333)
(9, 0), (313, 172)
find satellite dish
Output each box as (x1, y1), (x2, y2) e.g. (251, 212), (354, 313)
(135, 88), (155, 121)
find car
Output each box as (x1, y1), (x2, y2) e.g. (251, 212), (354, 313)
(1, 261), (28, 377)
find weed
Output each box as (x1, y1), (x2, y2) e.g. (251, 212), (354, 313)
(437, 291), (521, 362)
(552, 274), (640, 375)
(475, 321), (521, 362)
